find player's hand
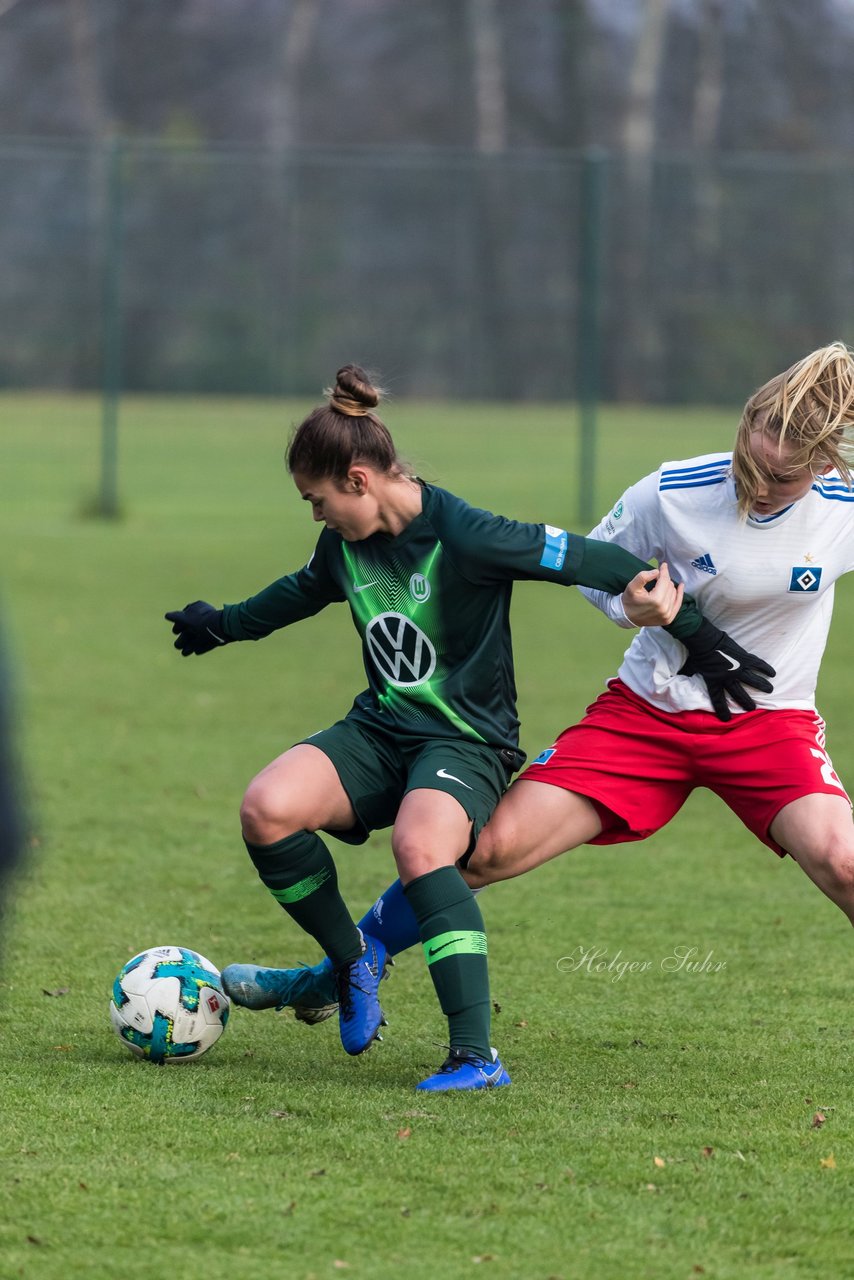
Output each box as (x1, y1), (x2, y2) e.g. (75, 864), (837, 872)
(165, 600), (230, 656)
(679, 618), (775, 721)
(622, 562), (684, 627)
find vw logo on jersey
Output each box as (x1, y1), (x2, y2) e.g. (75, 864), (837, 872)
(409, 573), (431, 603)
(365, 612), (437, 687)
(789, 566), (822, 593)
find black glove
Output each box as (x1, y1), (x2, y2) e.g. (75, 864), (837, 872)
(165, 600), (230, 657)
(679, 618), (775, 722)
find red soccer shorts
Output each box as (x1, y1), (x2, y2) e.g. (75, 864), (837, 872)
(519, 679), (850, 856)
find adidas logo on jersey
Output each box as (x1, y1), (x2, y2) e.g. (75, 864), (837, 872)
(690, 553), (717, 575)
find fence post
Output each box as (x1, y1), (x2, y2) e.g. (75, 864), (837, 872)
(99, 136), (124, 518)
(577, 145), (607, 529)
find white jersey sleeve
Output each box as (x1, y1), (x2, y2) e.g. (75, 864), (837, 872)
(578, 467), (665, 627)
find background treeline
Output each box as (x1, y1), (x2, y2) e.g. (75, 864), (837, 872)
(2, 0), (853, 401)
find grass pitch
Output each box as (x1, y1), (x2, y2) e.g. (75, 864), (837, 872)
(1, 393), (852, 1279)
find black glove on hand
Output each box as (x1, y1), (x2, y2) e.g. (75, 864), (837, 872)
(679, 618), (775, 722)
(165, 600), (230, 657)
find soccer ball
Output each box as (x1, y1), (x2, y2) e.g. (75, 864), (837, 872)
(110, 945), (230, 1064)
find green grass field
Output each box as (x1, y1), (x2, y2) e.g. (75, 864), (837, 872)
(1, 393), (853, 1280)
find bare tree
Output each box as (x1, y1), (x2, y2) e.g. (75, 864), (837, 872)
(468, 0), (506, 153)
(615, 0), (671, 399)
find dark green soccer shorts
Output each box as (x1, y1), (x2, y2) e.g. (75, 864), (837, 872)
(299, 716), (514, 849)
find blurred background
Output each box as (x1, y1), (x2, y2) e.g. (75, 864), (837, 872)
(2, 0), (854, 409)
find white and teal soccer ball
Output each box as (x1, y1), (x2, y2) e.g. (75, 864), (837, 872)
(110, 945), (230, 1064)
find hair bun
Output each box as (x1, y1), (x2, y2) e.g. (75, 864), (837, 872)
(329, 364), (381, 417)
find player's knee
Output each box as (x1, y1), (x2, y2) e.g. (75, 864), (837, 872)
(466, 820), (513, 883)
(819, 840), (854, 897)
(798, 832), (854, 904)
(239, 779), (295, 846)
(392, 830), (433, 882)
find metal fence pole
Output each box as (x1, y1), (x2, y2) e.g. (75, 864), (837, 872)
(576, 146), (607, 529)
(99, 137), (124, 518)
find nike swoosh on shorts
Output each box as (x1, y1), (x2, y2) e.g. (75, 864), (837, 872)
(436, 768), (473, 789)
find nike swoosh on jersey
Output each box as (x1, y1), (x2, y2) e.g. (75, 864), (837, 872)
(428, 937), (465, 958)
(436, 768), (473, 789)
(353, 580), (379, 593)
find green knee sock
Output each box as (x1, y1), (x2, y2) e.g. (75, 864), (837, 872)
(403, 865), (492, 1060)
(245, 830), (362, 967)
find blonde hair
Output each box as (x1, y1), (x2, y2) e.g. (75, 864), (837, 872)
(732, 342), (854, 517)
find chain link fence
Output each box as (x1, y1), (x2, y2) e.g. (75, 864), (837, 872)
(3, 137), (854, 404)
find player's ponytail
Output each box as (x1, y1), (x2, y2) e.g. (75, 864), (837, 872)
(732, 341), (854, 517)
(286, 364), (405, 480)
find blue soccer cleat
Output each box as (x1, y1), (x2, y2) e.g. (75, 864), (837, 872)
(416, 1047), (511, 1093)
(335, 932), (388, 1055)
(221, 958), (338, 1024)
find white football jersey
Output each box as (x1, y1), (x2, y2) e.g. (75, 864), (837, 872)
(580, 452), (854, 714)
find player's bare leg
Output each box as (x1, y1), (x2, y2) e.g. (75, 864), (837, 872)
(463, 779), (604, 889)
(770, 793), (854, 927)
(391, 789), (510, 1091)
(229, 743), (387, 1053)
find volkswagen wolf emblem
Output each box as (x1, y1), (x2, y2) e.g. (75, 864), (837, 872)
(365, 612), (437, 687)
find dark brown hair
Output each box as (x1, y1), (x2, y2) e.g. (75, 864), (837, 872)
(286, 364), (403, 480)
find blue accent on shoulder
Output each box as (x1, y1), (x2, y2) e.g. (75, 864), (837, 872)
(812, 479), (854, 502)
(659, 459), (730, 492)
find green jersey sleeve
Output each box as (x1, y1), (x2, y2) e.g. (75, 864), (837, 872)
(219, 531), (345, 641)
(428, 489), (703, 641)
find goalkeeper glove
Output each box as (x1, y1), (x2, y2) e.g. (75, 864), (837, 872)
(165, 600), (230, 657)
(679, 618), (775, 722)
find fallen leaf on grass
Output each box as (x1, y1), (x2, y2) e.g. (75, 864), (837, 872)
(472, 1256), (496, 1264)
(269, 1110), (293, 1120)
(309, 1168), (326, 1178)
(811, 1112), (826, 1129)
(820, 1153), (836, 1169)
(42, 987), (70, 998)
(515, 1020), (528, 1028)
(396, 1127), (412, 1140)
(51, 1045), (75, 1052)
(27, 1236), (42, 1246)
(333, 1262), (349, 1270)
(701, 1147), (714, 1159)
(653, 1156), (666, 1168)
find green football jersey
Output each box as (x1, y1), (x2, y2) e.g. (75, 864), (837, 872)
(221, 484), (701, 761)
